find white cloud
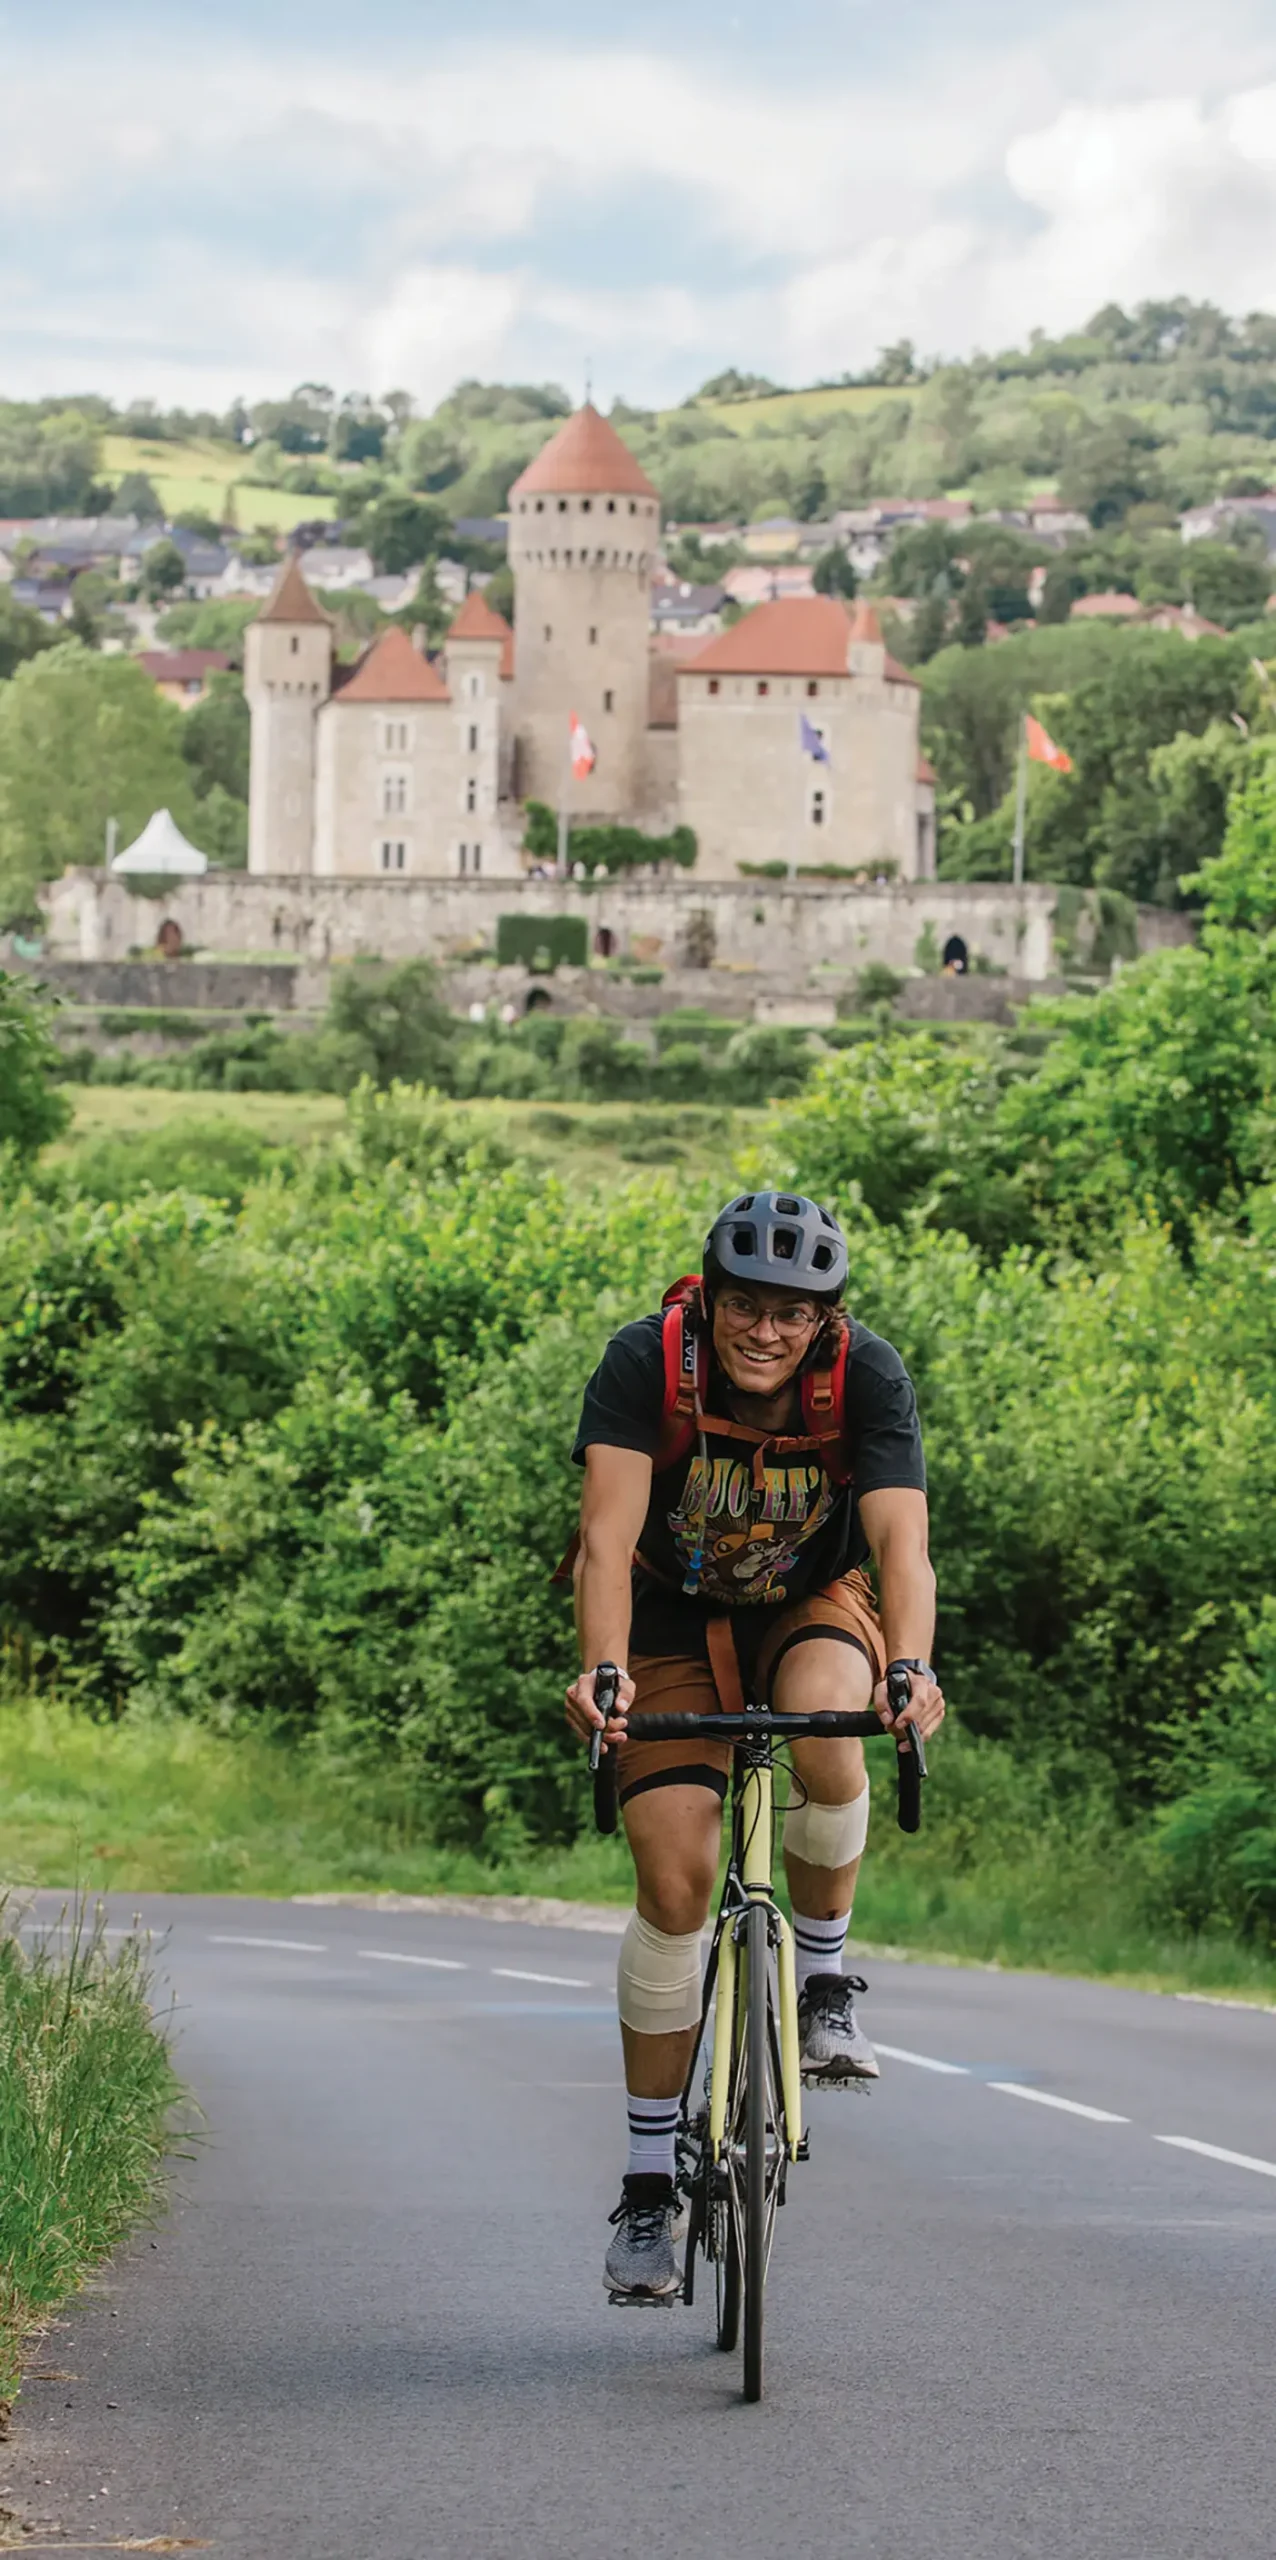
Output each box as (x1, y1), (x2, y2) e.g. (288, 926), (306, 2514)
(3, 18), (1276, 405)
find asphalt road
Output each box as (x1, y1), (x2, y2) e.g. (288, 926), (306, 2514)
(4, 1893), (1276, 2560)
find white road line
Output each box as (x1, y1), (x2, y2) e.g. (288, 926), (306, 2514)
(990, 2082), (1129, 2124)
(1156, 2135), (1276, 2180)
(491, 1966), (592, 1989)
(208, 1934), (327, 1954)
(875, 2041), (970, 2075)
(359, 1949), (466, 1971)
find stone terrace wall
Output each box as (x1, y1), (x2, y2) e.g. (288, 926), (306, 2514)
(42, 870), (1062, 980)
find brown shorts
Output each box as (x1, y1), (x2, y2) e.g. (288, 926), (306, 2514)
(618, 1569), (885, 1809)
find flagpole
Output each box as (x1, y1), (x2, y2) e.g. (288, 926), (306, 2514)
(557, 721), (571, 879)
(1011, 713), (1027, 887)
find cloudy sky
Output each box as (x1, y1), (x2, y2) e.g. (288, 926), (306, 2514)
(4, 0), (1276, 412)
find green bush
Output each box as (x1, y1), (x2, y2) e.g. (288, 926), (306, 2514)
(495, 914), (589, 970)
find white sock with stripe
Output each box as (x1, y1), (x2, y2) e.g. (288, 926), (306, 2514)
(792, 1910), (850, 1994)
(625, 2090), (680, 2183)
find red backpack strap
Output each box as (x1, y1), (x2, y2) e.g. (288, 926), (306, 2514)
(654, 1278), (706, 1473)
(800, 1317), (853, 1483)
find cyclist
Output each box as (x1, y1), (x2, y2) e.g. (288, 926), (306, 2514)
(564, 1190), (945, 2298)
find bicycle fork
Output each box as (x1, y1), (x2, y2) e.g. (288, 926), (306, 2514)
(707, 1759), (804, 2166)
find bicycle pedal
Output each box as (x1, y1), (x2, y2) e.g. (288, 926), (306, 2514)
(607, 2286), (684, 2308)
(795, 2133), (811, 2161)
(801, 2070), (874, 2094)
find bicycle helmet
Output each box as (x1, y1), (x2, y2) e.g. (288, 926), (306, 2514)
(703, 1191), (848, 1300)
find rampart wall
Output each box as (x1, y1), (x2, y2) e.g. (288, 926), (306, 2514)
(41, 870), (1062, 980)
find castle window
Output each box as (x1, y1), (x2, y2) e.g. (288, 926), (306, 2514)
(381, 770), (408, 815)
(473, 843), (482, 874)
(535, 500), (544, 513)
(589, 626), (598, 645)
(809, 787), (826, 828)
(464, 672), (482, 701)
(708, 679), (720, 696)
(290, 635), (299, 655)
(806, 681), (819, 698)
(604, 689), (614, 712)
(607, 499), (616, 513)
(467, 723), (478, 753)
(466, 777), (477, 812)
(458, 842), (483, 876)
(582, 499), (592, 512)
(380, 840), (406, 871)
(629, 501), (636, 514)
(544, 624), (552, 642)
(558, 498), (568, 512)
(756, 681), (769, 697)
(382, 718), (408, 752)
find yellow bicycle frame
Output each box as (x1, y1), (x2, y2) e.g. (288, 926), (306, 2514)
(707, 1759), (804, 2165)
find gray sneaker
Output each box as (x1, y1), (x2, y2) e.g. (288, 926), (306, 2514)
(797, 1973), (880, 2084)
(604, 2175), (681, 2298)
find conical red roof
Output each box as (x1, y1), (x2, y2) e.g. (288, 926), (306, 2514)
(510, 403), (657, 500)
(332, 625), (450, 703)
(255, 554), (332, 626)
(448, 589), (513, 643)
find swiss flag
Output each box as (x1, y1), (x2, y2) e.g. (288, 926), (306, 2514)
(1025, 712), (1072, 772)
(570, 712), (596, 781)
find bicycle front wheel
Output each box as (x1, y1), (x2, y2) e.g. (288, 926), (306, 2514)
(742, 1898), (770, 2402)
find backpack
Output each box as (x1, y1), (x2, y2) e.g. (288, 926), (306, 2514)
(553, 1275), (853, 1588)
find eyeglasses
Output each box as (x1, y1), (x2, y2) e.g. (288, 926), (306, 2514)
(717, 1291), (821, 1337)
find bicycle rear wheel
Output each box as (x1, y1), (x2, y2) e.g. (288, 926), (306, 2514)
(741, 1898), (769, 2402)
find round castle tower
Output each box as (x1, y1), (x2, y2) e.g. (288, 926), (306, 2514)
(508, 404), (659, 819)
(243, 558), (333, 876)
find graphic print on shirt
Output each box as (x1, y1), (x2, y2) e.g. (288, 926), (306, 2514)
(667, 1451), (835, 1604)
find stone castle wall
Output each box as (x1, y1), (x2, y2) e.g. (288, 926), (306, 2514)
(42, 867), (1061, 979)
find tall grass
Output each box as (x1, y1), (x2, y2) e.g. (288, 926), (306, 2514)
(0, 1902), (182, 2404)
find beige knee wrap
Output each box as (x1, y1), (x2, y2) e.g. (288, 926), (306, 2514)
(783, 1783), (870, 1871)
(617, 1911), (704, 2036)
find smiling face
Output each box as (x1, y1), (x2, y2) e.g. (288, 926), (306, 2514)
(710, 1280), (829, 1400)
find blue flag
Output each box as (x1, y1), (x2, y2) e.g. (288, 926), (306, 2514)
(799, 712), (830, 763)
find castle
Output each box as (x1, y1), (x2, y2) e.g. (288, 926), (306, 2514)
(244, 403), (937, 884)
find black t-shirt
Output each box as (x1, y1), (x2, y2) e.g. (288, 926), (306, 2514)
(572, 1312), (926, 1660)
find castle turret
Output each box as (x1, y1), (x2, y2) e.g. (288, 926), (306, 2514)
(244, 557), (333, 875)
(508, 404), (659, 818)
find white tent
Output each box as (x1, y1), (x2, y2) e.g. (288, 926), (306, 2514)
(110, 808), (209, 876)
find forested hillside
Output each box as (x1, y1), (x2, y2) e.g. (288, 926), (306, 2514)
(6, 296), (1276, 527)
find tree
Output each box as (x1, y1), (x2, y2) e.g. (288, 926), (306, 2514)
(140, 539), (187, 603)
(812, 548), (858, 599)
(67, 568), (115, 648)
(154, 598), (260, 664)
(1185, 543), (1272, 629)
(0, 969), (71, 1154)
(109, 472), (163, 522)
(325, 959), (458, 1089)
(1058, 414), (1161, 526)
(0, 590), (54, 683)
(955, 579), (989, 648)
(0, 406), (102, 515)
(358, 492), (448, 575)
(0, 643), (198, 918)
(180, 670), (249, 802)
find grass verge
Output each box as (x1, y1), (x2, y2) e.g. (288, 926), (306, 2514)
(0, 1902), (182, 2408)
(1, 1701), (1273, 2006)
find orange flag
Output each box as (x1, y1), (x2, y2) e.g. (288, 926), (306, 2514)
(570, 712), (596, 780)
(1024, 712), (1072, 772)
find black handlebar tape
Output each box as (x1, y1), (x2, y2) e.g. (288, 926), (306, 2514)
(589, 1661), (622, 1837)
(885, 1664), (926, 1834)
(588, 1661), (621, 1775)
